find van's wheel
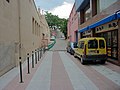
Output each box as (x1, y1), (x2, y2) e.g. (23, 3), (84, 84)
(74, 53), (77, 58)
(101, 60), (106, 64)
(81, 58), (85, 65)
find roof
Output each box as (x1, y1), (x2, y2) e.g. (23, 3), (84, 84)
(78, 37), (105, 41)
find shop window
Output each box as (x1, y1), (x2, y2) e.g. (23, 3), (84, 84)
(107, 32), (111, 47)
(111, 30), (118, 59)
(112, 30), (117, 47)
(112, 22), (117, 27)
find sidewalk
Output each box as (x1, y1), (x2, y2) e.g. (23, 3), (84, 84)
(0, 49), (120, 90)
(0, 51), (47, 90)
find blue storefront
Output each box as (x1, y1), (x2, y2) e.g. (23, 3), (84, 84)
(79, 12), (120, 61)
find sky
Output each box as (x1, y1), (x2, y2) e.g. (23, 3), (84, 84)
(34, 0), (75, 19)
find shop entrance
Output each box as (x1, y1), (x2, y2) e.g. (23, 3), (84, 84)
(97, 30), (118, 60)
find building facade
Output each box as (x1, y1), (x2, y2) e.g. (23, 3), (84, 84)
(67, 3), (78, 46)
(0, 0), (50, 76)
(75, 0), (120, 65)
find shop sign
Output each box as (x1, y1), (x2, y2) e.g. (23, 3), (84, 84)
(82, 30), (92, 36)
(95, 20), (118, 33)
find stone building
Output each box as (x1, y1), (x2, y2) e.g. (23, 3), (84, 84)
(0, 0), (50, 76)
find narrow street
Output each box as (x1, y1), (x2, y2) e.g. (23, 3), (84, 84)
(0, 38), (120, 90)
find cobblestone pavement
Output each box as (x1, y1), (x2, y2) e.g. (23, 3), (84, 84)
(0, 38), (120, 90)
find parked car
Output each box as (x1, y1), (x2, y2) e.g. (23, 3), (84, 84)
(66, 41), (77, 55)
(74, 37), (107, 64)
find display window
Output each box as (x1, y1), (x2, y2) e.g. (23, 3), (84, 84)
(111, 30), (118, 59)
(96, 30), (118, 60)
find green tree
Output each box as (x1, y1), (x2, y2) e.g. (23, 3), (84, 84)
(45, 12), (68, 39)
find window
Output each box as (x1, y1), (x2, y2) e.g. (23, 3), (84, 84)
(84, 1), (92, 21)
(97, 0), (117, 12)
(32, 18), (34, 34)
(6, 0), (9, 3)
(73, 42), (78, 48)
(112, 30), (117, 47)
(85, 7), (92, 21)
(107, 32), (111, 47)
(88, 39), (98, 49)
(111, 30), (118, 59)
(99, 40), (105, 48)
(79, 41), (84, 49)
(80, 1), (92, 23)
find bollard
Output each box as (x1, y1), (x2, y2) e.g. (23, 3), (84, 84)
(43, 47), (45, 54)
(41, 48), (43, 58)
(27, 53), (30, 74)
(19, 57), (23, 83)
(35, 50), (37, 64)
(38, 49), (39, 61)
(40, 49), (41, 59)
(32, 51), (34, 68)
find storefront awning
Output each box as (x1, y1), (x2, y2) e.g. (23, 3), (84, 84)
(117, 12), (120, 19)
(78, 12), (120, 33)
(78, 26), (89, 33)
(89, 13), (117, 29)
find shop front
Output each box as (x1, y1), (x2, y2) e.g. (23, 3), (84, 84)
(95, 20), (118, 60)
(78, 12), (120, 65)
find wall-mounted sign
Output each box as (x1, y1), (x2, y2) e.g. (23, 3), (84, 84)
(82, 30), (92, 36)
(95, 20), (118, 33)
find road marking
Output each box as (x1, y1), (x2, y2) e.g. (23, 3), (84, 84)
(91, 65), (120, 86)
(59, 52), (98, 90)
(26, 52), (53, 90)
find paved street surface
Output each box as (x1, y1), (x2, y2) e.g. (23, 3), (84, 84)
(0, 38), (120, 90)
(50, 38), (67, 51)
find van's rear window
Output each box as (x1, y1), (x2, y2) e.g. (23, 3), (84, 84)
(99, 40), (105, 48)
(88, 40), (98, 49)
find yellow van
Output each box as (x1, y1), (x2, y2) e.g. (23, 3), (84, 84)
(74, 37), (107, 64)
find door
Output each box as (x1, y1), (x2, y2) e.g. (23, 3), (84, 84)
(77, 41), (84, 57)
(87, 39), (98, 55)
(99, 39), (106, 55)
(111, 30), (118, 59)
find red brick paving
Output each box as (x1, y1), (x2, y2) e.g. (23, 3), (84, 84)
(2, 51), (120, 90)
(50, 52), (74, 90)
(3, 53), (46, 90)
(66, 52), (120, 90)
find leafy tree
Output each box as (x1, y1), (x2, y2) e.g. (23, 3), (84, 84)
(45, 12), (68, 39)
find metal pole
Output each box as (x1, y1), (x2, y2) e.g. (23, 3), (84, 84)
(38, 49), (39, 61)
(43, 47), (44, 54)
(19, 57), (23, 83)
(35, 50), (37, 64)
(32, 51), (34, 68)
(27, 53), (30, 74)
(41, 48), (43, 57)
(18, 0), (23, 83)
(40, 48), (41, 59)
